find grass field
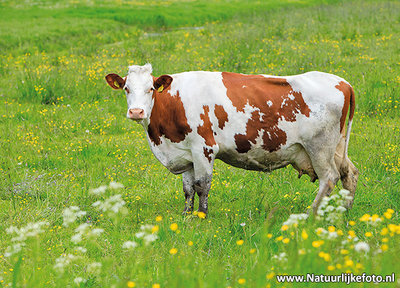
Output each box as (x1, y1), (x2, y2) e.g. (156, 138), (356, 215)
(0, 0), (399, 287)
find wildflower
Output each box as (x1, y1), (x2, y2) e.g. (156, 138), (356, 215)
(238, 278), (246, 284)
(62, 206), (86, 227)
(156, 216), (163, 222)
(298, 248), (306, 255)
(90, 185), (107, 195)
(249, 248), (256, 254)
(198, 212), (206, 219)
(345, 259), (354, 267)
(54, 254), (78, 273)
(169, 248), (178, 255)
(267, 233), (272, 239)
(127, 281), (136, 288)
(282, 213), (308, 227)
(360, 214), (371, 222)
(354, 242), (370, 253)
(365, 232), (372, 237)
(266, 272), (275, 279)
(301, 229), (308, 240)
(240, 222), (246, 227)
(144, 233), (158, 245)
(272, 252), (287, 262)
(236, 240), (244, 245)
(109, 181), (124, 189)
(170, 223), (178, 231)
(281, 225), (289, 231)
(122, 241), (138, 250)
(188, 241), (194, 246)
(328, 265), (335, 271)
(87, 262), (102, 275)
(74, 277), (87, 285)
(312, 240), (324, 248)
(152, 284), (160, 288)
(92, 194), (126, 214)
(282, 238), (290, 244)
(151, 225), (159, 233)
(349, 221), (356, 226)
(381, 244), (389, 251)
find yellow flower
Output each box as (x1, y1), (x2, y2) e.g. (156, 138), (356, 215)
(266, 272), (275, 279)
(371, 214), (380, 222)
(381, 227), (389, 235)
(384, 212), (392, 219)
(345, 259), (354, 267)
(337, 229), (344, 236)
(348, 230), (356, 238)
(276, 236), (283, 241)
(387, 209), (394, 214)
(156, 216), (163, 222)
(388, 224), (397, 233)
(381, 244), (388, 251)
(281, 225), (289, 231)
(188, 241), (194, 246)
(365, 232), (372, 237)
(312, 240), (324, 248)
(328, 226), (335, 232)
(349, 220), (356, 226)
(382, 238), (388, 243)
(298, 248), (306, 255)
(198, 212), (206, 219)
(267, 233), (272, 239)
(340, 249), (349, 255)
(152, 284), (160, 288)
(238, 278), (246, 285)
(127, 281), (136, 288)
(151, 225), (159, 233)
(236, 240), (244, 245)
(301, 229), (308, 240)
(327, 265), (335, 271)
(170, 223), (178, 231)
(282, 238), (290, 244)
(249, 248), (256, 254)
(360, 214), (371, 222)
(169, 248), (178, 255)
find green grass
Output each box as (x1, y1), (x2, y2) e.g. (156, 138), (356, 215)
(0, 0), (400, 287)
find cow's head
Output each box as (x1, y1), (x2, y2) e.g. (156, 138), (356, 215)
(105, 63), (172, 122)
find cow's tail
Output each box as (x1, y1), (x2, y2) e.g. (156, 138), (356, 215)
(343, 85), (355, 160)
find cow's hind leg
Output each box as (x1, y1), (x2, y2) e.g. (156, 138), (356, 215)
(304, 144), (340, 215)
(182, 169), (195, 214)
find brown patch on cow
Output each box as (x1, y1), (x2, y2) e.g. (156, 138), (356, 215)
(197, 105), (216, 147)
(203, 147), (213, 162)
(214, 104), (228, 129)
(221, 72), (311, 153)
(147, 89), (192, 145)
(335, 81), (352, 134)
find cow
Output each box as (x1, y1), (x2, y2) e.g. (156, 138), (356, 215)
(105, 64), (359, 215)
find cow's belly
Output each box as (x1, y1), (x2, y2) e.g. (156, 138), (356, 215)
(216, 143), (312, 173)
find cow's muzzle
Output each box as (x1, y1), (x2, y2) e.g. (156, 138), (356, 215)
(128, 108), (145, 120)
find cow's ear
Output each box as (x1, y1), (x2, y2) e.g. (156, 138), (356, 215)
(105, 73), (125, 90)
(154, 75), (173, 92)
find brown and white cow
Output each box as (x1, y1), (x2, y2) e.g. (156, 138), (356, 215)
(105, 64), (359, 215)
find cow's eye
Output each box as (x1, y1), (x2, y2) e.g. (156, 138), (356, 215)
(124, 87), (130, 93)
(147, 88), (154, 93)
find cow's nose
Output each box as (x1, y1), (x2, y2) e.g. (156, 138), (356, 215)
(129, 108), (145, 120)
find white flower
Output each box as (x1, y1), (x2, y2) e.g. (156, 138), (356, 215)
(354, 241), (370, 253)
(282, 213), (308, 227)
(62, 206), (86, 227)
(92, 194), (126, 214)
(109, 181), (124, 190)
(240, 223), (246, 227)
(74, 277), (87, 285)
(71, 233), (83, 244)
(89, 228), (104, 237)
(75, 223), (90, 234)
(54, 254), (78, 273)
(87, 262), (102, 275)
(135, 232), (145, 238)
(122, 241), (138, 249)
(90, 185), (108, 195)
(75, 246), (87, 253)
(144, 233), (158, 245)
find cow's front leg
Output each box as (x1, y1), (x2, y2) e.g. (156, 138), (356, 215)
(192, 148), (215, 215)
(182, 169), (195, 214)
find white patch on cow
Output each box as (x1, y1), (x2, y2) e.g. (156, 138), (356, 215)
(242, 85), (247, 88)
(266, 100), (273, 107)
(288, 93), (295, 100)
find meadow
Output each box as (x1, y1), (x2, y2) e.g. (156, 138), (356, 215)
(0, 0), (399, 287)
